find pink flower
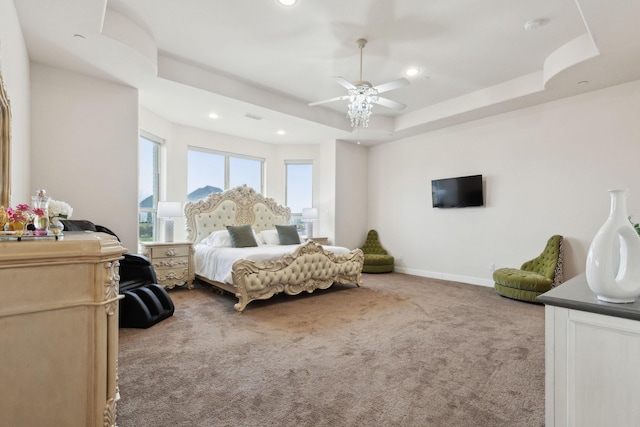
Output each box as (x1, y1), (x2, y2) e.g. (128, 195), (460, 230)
(6, 207), (26, 222)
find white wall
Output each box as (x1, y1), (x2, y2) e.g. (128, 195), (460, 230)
(316, 140), (337, 242)
(335, 140), (369, 248)
(30, 64), (139, 251)
(0, 0), (30, 205)
(369, 80), (640, 286)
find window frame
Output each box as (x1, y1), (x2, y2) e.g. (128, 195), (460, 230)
(285, 160), (314, 214)
(285, 160), (313, 231)
(138, 130), (163, 242)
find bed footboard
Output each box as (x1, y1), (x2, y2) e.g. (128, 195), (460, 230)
(231, 242), (364, 312)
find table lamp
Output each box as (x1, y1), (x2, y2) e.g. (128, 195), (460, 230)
(302, 207), (319, 238)
(157, 201), (182, 242)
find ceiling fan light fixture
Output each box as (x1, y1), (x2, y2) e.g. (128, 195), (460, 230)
(348, 85), (378, 128)
(308, 37), (409, 128)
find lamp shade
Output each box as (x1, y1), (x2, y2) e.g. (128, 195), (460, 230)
(302, 207), (319, 220)
(157, 201), (182, 218)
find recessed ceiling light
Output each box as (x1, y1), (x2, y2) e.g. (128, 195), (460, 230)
(405, 67), (421, 77)
(277, 0), (297, 6)
(277, 130), (286, 135)
(208, 112), (219, 119)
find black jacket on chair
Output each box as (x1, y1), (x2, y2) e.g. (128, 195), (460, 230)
(60, 220), (174, 328)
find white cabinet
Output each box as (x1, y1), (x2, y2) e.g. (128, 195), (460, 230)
(0, 232), (127, 426)
(540, 275), (640, 427)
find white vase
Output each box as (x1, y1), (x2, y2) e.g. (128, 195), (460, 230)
(49, 217), (65, 235)
(586, 189), (640, 303)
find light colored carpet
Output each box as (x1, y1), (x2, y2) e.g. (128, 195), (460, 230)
(118, 273), (544, 427)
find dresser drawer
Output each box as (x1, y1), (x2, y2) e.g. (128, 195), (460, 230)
(154, 267), (190, 284)
(151, 256), (189, 270)
(147, 245), (190, 259)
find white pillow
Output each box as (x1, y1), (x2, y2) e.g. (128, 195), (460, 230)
(260, 229), (280, 245)
(202, 230), (233, 247)
(253, 230), (264, 246)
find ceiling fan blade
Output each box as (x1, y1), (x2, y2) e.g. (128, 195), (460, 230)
(374, 78), (410, 94)
(333, 76), (356, 90)
(374, 97), (406, 111)
(308, 95), (350, 107)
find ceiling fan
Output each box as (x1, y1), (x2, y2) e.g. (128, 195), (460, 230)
(308, 38), (410, 127)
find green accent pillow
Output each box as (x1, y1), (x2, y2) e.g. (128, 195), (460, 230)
(275, 225), (301, 245)
(226, 225), (258, 248)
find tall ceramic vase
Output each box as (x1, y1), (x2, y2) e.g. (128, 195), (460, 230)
(586, 189), (640, 303)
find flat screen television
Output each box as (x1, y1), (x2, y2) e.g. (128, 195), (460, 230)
(432, 174), (484, 208)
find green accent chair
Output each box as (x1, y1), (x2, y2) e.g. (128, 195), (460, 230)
(360, 229), (394, 273)
(493, 235), (564, 303)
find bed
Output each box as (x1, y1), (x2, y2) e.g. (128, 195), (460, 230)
(185, 185), (364, 312)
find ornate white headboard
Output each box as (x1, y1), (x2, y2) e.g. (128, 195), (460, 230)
(185, 185), (291, 244)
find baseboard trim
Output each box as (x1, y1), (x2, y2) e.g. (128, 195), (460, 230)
(393, 267), (494, 288)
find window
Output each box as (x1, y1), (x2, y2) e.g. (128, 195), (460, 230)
(188, 147), (264, 201)
(187, 149), (224, 200)
(285, 161), (313, 229)
(229, 156), (262, 190)
(138, 132), (161, 242)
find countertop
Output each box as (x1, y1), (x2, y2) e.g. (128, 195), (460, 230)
(537, 273), (640, 321)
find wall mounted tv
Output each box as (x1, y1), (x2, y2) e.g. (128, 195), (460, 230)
(431, 174), (484, 208)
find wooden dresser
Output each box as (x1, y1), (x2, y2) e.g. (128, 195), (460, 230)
(0, 232), (127, 427)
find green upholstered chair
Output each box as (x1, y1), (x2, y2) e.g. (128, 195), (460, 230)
(360, 229), (394, 273)
(493, 235), (564, 303)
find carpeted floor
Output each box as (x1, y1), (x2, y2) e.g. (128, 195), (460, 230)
(118, 273), (544, 427)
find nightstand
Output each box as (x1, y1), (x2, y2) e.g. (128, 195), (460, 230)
(306, 237), (329, 245)
(140, 241), (194, 289)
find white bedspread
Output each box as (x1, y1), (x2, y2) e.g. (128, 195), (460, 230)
(194, 243), (351, 284)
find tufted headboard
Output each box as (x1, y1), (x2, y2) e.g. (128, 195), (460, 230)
(185, 185), (291, 244)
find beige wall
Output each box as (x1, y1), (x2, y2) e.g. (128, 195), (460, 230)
(30, 64), (139, 252)
(369, 80), (640, 286)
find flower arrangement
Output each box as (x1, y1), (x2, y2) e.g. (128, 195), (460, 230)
(48, 199), (73, 219)
(2, 197), (73, 233)
(6, 204), (32, 223)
